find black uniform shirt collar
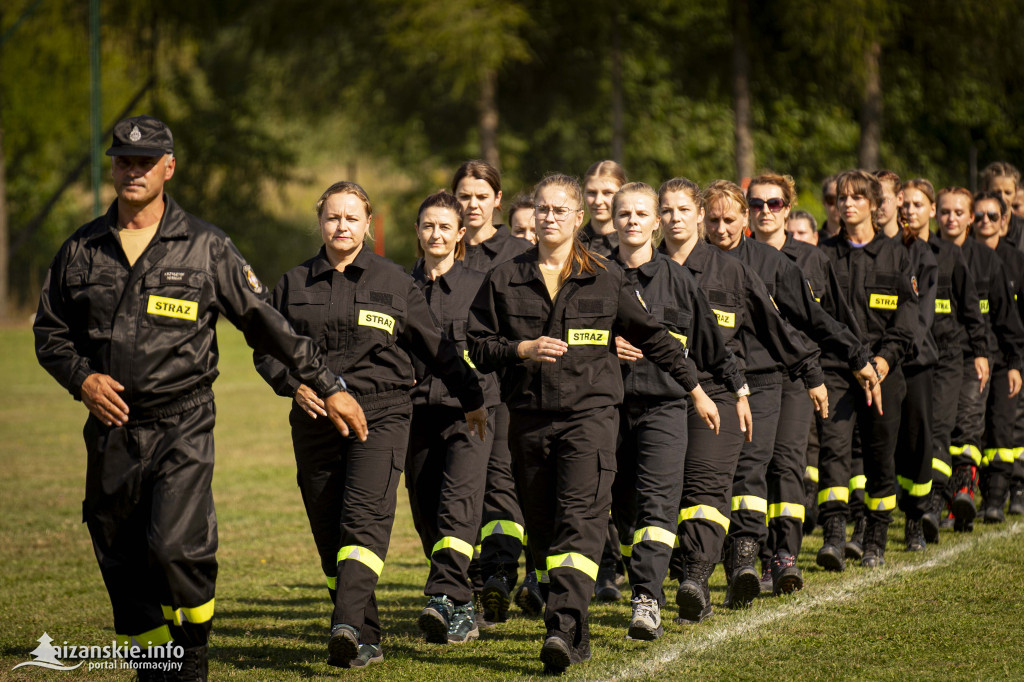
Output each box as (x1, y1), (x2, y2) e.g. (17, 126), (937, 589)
(611, 245), (663, 277)
(683, 238), (713, 274)
(90, 194), (189, 245)
(475, 224), (513, 257)
(507, 247), (600, 286)
(412, 258), (465, 294)
(309, 243), (375, 279)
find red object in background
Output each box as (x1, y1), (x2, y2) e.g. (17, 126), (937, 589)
(374, 213), (385, 256)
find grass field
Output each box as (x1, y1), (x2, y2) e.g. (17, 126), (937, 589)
(2, 323), (1023, 681)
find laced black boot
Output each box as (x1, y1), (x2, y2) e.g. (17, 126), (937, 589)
(816, 514), (847, 572)
(861, 519), (889, 568)
(675, 560), (714, 624)
(724, 536), (760, 609)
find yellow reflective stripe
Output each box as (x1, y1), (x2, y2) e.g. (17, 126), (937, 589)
(632, 525), (678, 549)
(619, 543), (633, 558)
(979, 299), (990, 314)
(865, 494), (897, 511)
(982, 448), (1017, 465)
(869, 293), (898, 310)
(146, 295), (198, 321)
(546, 552), (599, 580)
(337, 545), (384, 576)
(713, 309), (736, 327)
(805, 466), (819, 483)
(668, 331), (688, 346)
(326, 575), (337, 590)
(818, 486), (850, 505)
(767, 502), (806, 521)
(1015, 447), (1024, 461)
(116, 625), (173, 649)
(535, 569), (550, 584)
(357, 309), (396, 333)
(932, 458), (952, 478)
(479, 520), (525, 543)
(935, 298), (952, 314)
(897, 476), (933, 497)
(951, 444), (982, 466)
(849, 475), (867, 492)
(678, 505), (730, 532)
(161, 600), (214, 626)
(731, 495), (768, 514)
(432, 536), (475, 559)
(462, 349), (477, 369)
(566, 329), (610, 345)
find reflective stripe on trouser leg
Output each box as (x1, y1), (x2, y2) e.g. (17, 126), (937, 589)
(982, 448), (1017, 467)
(766, 377), (813, 559)
(479, 403), (526, 578)
(116, 625), (173, 649)
(160, 599), (215, 627)
(728, 383), (781, 542)
(930, 354), (962, 486)
(951, 444), (982, 466)
(858, 368), (906, 522)
(895, 365), (935, 519)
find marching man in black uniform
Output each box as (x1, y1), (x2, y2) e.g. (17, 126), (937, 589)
(33, 116), (368, 681)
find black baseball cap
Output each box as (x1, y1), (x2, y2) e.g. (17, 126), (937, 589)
(106, 115), (174, 157)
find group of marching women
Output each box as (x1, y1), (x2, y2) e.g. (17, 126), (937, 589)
(251, 158), (1024, 674)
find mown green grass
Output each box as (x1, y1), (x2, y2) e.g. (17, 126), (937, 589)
(3, 324), (1023, 681)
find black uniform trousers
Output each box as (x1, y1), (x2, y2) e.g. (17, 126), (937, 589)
(478, 403), (528, 580)
(896, 365), (935, 520)
(728, 379), (783, 546)
(1012, 400), (1024, 487)
(83, 401), (217, 650)
(611, 397), (689, 606)
(509, 406), (618, 645)
(675, 387), (746, 566)
(765, 378), (813, 561)
(406, 406), (494, 604)
(291, 399), (411, 646)
(981, 367), (1019, 483)
(931, 351), (964, 494)
(818, 369), (905, 525)
(949, 360), (988, 475)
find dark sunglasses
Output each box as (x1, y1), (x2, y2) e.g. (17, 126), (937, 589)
(974, 211), (1001, 223)
(748, 197), (788, 213)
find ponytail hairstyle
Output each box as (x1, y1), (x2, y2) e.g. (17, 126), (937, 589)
(981, 161), (1021, 192)
(748, 172), (797, 207)
(702, 179), (749, 219)
(904, 178), (936, 205)
(415, 190), (466, 261)
(316, 181), (373, 220)
(613, 182), (661, 243)
(658, 177), (704, 238)
(452, 159), (502, 213)
(534, 173), (607, 285)
(835, 169), (883, 235)
(584, 160), (628, 188)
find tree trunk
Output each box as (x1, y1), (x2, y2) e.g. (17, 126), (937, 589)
(478, 67), (500, 169)
(610, 26), (625, 165)
(858, 40), (882, 170)
(732, 0), (754, 184)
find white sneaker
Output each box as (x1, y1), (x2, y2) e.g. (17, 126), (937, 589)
(626, 593), (663, 640)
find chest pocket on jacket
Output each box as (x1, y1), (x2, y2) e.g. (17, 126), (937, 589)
(502, 296), (546, 339)
(865, 271), (900, 312)
(807, 276), (826, 303)
(141, 269), (206, 328)
(704, 289), (741, 333)
(66, 266), (119, 330)
(651, 304), (691, 346)
(286, 289), (331, 338)
(564, 297), (611, 350)
(935, 274), (953, 314)
(354, 289), (405, 346)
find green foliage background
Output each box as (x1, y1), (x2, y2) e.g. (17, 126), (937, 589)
(4, 0), (1024, 305)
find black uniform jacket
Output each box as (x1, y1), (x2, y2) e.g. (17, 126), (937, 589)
(613, 248), (745, 400)
(669, 239), (824, 389)
(254, 246), (484, 412)
(779, 233), (871, 371)
(927, 233), (987, 358)
(34, 195), (340, 411)
(995, 239), (1024, 335)
(738, 236), (869, 373)
(819, 232), (920, 372)
(467, 248), (698, 412)
(410, 259), (500, 409)
(462, 224), (531, 274)
(578, 221), (619, 259)
(959, 236), (1024, 370)
(903, 236), (940, 369)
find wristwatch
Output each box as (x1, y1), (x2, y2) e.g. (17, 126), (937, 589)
(733, 383), (750, 399)
(323, 375), (349, 397)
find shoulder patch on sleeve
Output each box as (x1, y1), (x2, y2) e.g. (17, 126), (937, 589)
(243, 264), (263, 294)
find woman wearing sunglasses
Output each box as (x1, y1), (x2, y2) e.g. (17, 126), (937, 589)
(468, 174), (718, 673)
(902, 180), (988, 543)
(744, 174), (879, 588)
(657, 178), (815, 619)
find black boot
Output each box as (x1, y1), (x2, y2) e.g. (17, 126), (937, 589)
(983, 471), (1008, 524)
(951, 464), (978, 532)
(845, 513), (866, 560)
(905, 517), (926, 552)
(1009, 483), (1024, 516)
(920, 488), (942, 544)
(861, 520), (889, 568)
(177, 645), (208, 682)
(816, 514), (846, 572)
(769, 552), (803, 595)
(724, 536), (760, 609)
(675, 560), (714, 624)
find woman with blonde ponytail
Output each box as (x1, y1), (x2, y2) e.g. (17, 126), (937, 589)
(467, 173), (718, 674)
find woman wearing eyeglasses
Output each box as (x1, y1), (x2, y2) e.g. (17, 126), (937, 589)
(744, 173), (878, 588)
(815, 170), (920, 570)
(468, 174), (718, 674)
(658, 178), (817, 620)
(608, 182), (749, 641)
(938, 188), (1024, 532)
(902, 180), (988, 543)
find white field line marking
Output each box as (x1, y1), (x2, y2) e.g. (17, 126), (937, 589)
(598, 522), (1023, 681)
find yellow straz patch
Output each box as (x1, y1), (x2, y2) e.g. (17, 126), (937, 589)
(463, 350), (477, 369)
(358, 309), (396, 334)
(935, 298), (951, 314)
(868, 293), (898, 310)
(980, 299), (990, 314)
(669, 331), (688, 346)
(567, 329), (609, 345)
(712, 309), (736, 328)
(147, 295), (198, 321)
